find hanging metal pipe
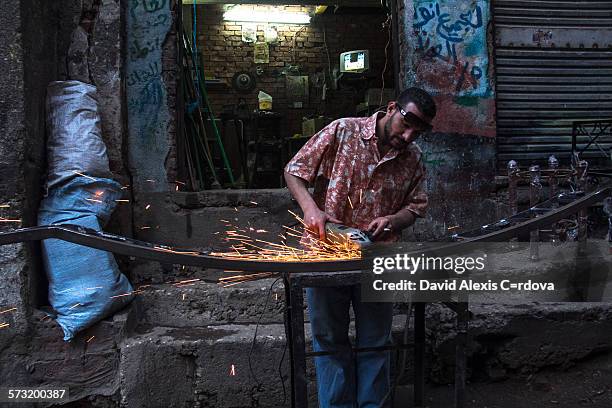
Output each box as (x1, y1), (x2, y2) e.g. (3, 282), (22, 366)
(548, 155), (559, 200)
(507, 160), (519, 216)
(604, 197), (612, 254)
(529, 165), (541, 261)
(548, 155), (560, 244)
(576, 160), (589, 248)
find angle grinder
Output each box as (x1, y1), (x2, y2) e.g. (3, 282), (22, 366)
(324, 222), (373, 249)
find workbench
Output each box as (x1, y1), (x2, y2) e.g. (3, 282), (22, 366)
(282, 271), (469, 408)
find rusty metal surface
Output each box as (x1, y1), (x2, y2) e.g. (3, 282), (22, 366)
(572, 119), (612, 167)
(493, 1), (612, 165)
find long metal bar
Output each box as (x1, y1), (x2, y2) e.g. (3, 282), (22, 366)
(414, 302), (425, 407)
(289, 280), (308, 408)
(0, 187), (609, 273)
(454, 302), (468, 408)
(282, 274), (296, 408)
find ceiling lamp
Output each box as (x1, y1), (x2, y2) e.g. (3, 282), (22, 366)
(223, 8), (311, 24)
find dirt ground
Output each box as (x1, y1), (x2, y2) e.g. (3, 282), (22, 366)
(394, 351), (612, 408)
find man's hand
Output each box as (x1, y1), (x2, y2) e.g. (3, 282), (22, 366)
(367, 216), (394, 240)
(284, 172), (342, 241)
(304, 207), (342, 241)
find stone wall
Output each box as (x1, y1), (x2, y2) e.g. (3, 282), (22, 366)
(0, 0), (56, 386)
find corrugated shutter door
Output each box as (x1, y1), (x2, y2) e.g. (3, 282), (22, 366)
(494, 0), (612, 165)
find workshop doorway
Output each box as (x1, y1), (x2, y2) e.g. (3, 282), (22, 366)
(179, 1), (398, 190)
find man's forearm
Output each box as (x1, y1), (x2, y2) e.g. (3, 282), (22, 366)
(284, 172), (318, 212)
(388, 208), (418, 232)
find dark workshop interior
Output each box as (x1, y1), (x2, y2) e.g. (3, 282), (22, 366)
(180, 2), (395, 189)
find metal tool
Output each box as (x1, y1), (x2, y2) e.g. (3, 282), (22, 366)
(324, 222), (372, 248)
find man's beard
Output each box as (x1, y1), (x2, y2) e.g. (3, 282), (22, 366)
(383, 119), (407, 150)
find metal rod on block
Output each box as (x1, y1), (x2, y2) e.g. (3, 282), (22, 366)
(414, 303), (425, 407)
(454, 302), (469, 408)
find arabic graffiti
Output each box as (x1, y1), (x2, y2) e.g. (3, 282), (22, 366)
(126, 0), (172, 191)
(130, 0), (168, 19)
(412, 0), (490, 97)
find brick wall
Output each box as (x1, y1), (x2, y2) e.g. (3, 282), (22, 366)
(188, 4), (393, 136)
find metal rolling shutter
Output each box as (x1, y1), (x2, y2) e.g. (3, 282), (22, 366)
(494, 0), (612, 166)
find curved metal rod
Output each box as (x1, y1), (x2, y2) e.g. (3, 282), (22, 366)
(0, 187), (609, 273)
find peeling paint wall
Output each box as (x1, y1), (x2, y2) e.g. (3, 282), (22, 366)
(126, 0), (173, 193)
(400, 0), (495, 136)
(413, 0), (490, 97)
(398, 0), (498, 239)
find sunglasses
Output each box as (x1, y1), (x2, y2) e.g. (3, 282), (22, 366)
(396, 103), (433, 133)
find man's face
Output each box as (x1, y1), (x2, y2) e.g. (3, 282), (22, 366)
(382, 102), (432, 150)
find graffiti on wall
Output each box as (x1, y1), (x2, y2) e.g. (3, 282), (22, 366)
(412, 0), (490, 97)
(126, 0), (172, 192)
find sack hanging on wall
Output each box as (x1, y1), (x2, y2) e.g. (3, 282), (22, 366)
(38, 176), (134, 341)
(242, 23), (257, 43)
(46, 81), (112, 189)
(254, 42), (270, 64)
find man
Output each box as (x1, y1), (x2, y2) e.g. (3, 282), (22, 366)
(284, 87), (436, 408)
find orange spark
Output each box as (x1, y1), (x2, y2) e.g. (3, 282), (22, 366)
(110, 292), (134, 299)
(0, 307), (17, 315)
(72, 171), (97, 181)
(173, 279), (200, 285)
(0, 323), (9, 329)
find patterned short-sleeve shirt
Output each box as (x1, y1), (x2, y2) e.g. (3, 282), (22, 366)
(285, 112), (428, 242)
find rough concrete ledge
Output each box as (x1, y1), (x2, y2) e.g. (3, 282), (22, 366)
(427, 302), (612, 383)
(0, 305), (135, 407)
(119, 323), (292, 408)
(133, 278), (412, 327)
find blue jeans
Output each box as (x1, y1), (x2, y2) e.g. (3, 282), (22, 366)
(306, 285), (394, 408)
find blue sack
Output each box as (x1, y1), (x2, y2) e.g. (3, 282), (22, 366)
(38, 176), (134, 341)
